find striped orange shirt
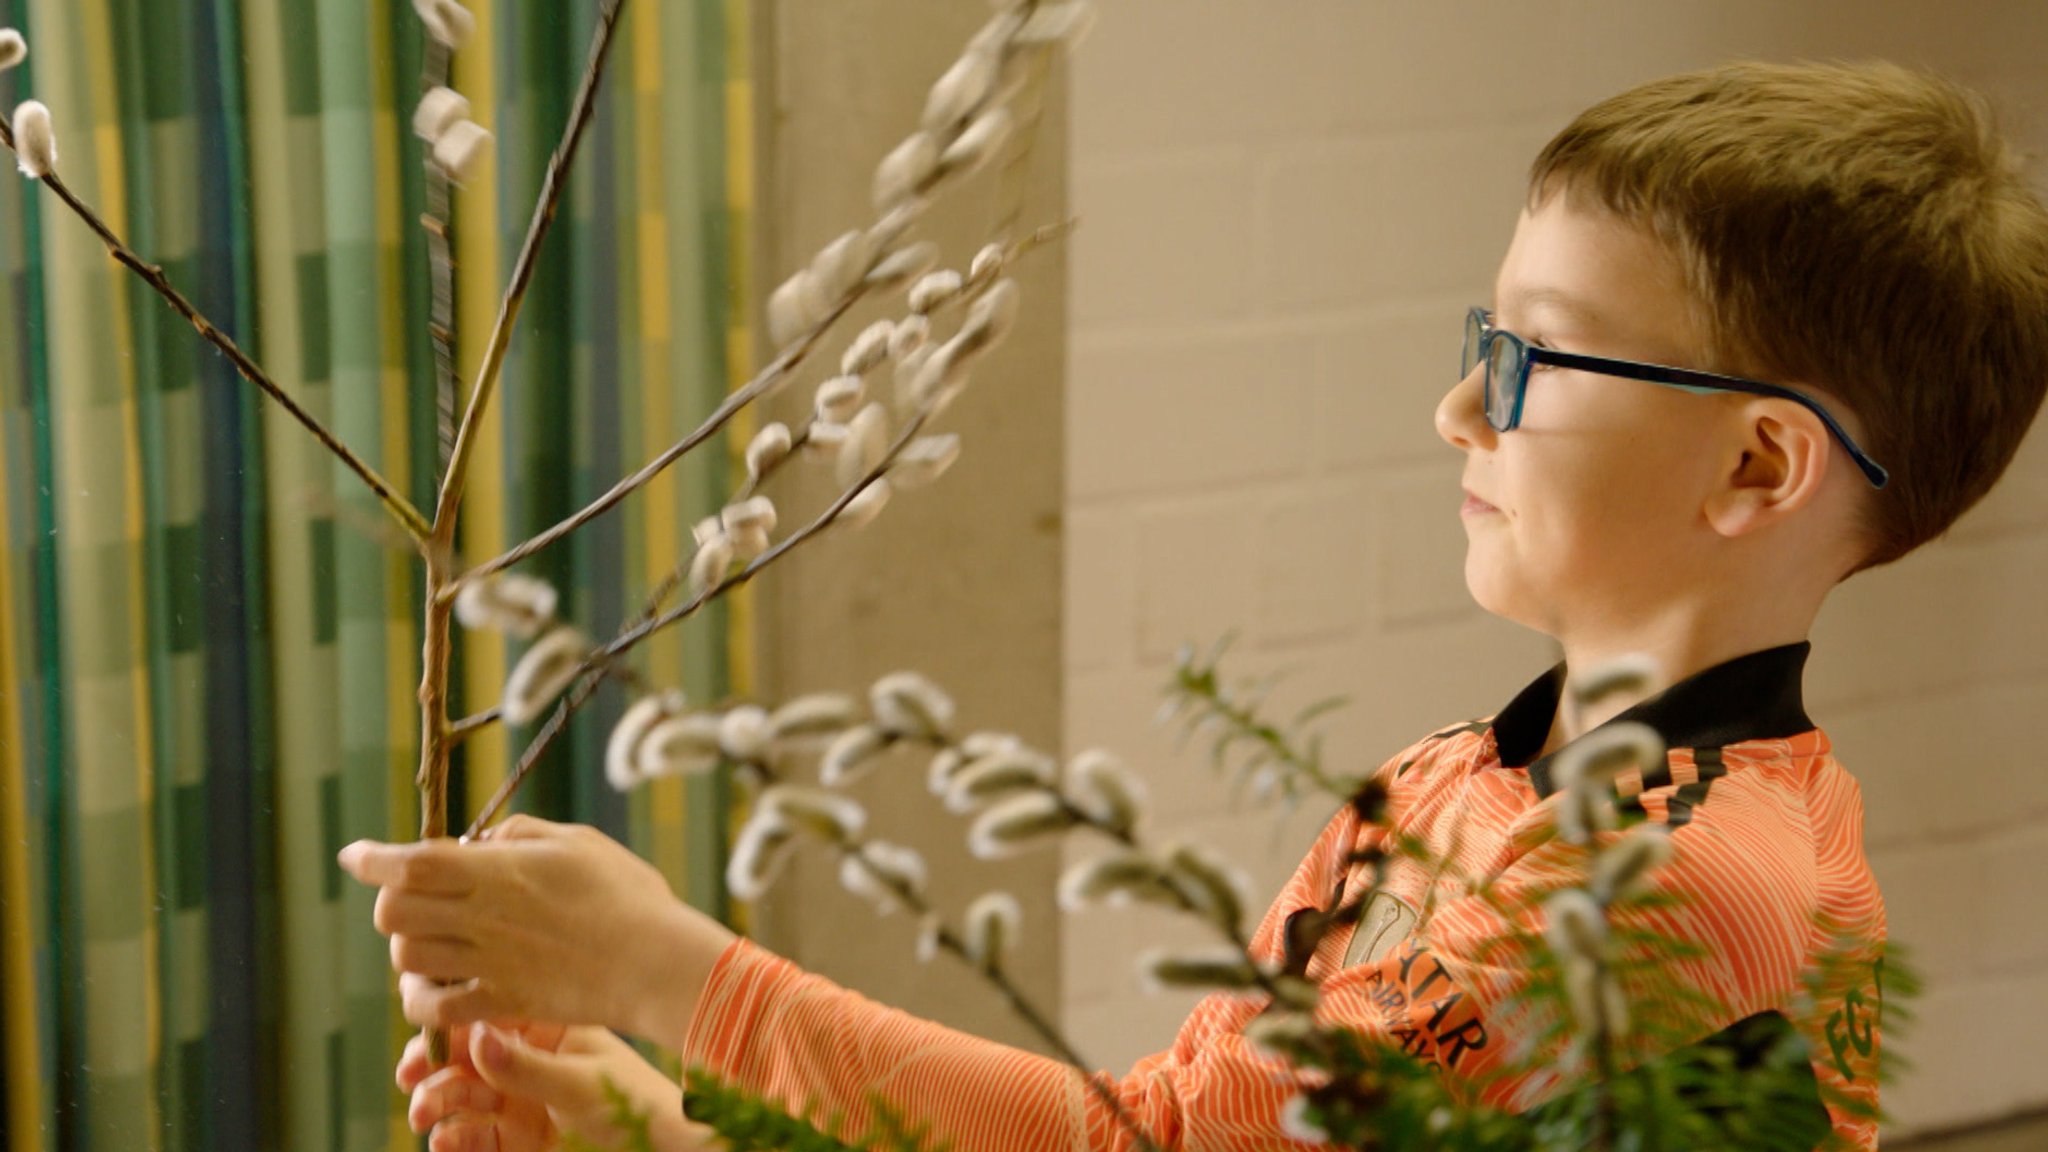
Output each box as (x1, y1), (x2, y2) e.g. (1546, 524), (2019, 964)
(682, 644), (1887, 1150)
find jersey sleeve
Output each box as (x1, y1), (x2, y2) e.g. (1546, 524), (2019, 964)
(678, 802), (1364, 1152)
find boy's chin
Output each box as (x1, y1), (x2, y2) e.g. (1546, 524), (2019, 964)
(1463, 558), (1544, 635)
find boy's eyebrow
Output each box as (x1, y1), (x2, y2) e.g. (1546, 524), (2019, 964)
(1496, 286), (1609, 329)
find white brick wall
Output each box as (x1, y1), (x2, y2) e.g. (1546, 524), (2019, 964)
(1063, 1), (2048, 1137)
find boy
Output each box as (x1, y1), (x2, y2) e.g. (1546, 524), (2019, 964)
(341, 60), (2048, 1151)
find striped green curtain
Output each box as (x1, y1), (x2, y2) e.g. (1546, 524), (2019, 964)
(0, 1), (745, 1149)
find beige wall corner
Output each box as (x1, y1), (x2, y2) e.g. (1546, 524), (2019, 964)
(747, 1), (1069, 1056)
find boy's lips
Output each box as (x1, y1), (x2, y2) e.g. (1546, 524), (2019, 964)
(1461, 489), (1500, 516)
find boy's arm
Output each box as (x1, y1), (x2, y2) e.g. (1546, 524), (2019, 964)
(679, 804), (1364, 1152)
(680, 779), (1877, 1152)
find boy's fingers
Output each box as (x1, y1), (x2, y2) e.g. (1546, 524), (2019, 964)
(409, 1064), (505, 1135)
(469, 1023), (604, 1114)
(390, 933), (482, 981)
(478, 813), (566, 842)
(402, 971), (513, 1030)
(338, 840), (478, 896)
(429, 1113), (552, 1152)
(375, 888), (476, 939)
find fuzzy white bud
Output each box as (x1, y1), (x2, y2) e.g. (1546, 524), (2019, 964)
(836, 403), (891, 490)
(870, 670), (954, 740)
(926, 747), (967, 796)
(873, 132), (939, 212)
(1243, 1013), (1319, 1061)
(888, 434), (962, 489)
(865, 241), (942, 293)
(605, 690), (685, 792)
(936, 106), (1013, 181)
(412, 86), (471, 142)
(762, 784), (867, 843)
(721, 496), (778, 536)
(728, 524), (771, 563)
(1057, 850), (1172, 913)
(1065, 749), (1146, 836)
(1555, 722), (1666, 797)
(453, 572), (559, 639)
(820, 723), (888, 787)
(1162, 842), (1252, 932)
(0, 30), (25, 72)
(12, 100), (54, 179)
(840, 840), (927, 914)
(431, 119), (492, 184)
(1137, 947), (1262, 994)
(413, 0), (477, 50)
(1591, 823), (1675, 903)
(501, 627), (588, 726)
(814, 374), (865, 425)
(1278, 1096), (1331, 1146)
(887, 314), (931, 360)
(718, 705), (773, 763)
(836, 478), (892, 530)
(967, 791), (1073, 859)
(969, 243), (1004, 283)
(841, 320), (896, 377)
(957, 278), (1022, 354)
(726, 812), (795, 903)
(915, 912), (944, 964)
(809, 229), (873, 305)
(1016, 1), (1099, 46)
(687, 534), (733, 599)
(923, 49), (1000, 134)
(908, 269), (964, 315)
(770, 694), (860, 742)
(1544, 889), (1609, 965)
(766, 268), (827, 349)
(636, 713), (724, 780)
(962, 890), (1021, 971)
(806, 421), (850, 452)
(745, 422), (792, 481)
(944, 748), (1056, 814)
(866, 197), (927, 254)
(1569, 654), (1661, 713)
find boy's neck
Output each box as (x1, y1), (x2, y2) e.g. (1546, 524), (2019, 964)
(1538, 612), (1818, 759)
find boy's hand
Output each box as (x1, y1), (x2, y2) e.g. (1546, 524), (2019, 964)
(401, 1020), (712, 1152)
(338, 815), (736, 1049)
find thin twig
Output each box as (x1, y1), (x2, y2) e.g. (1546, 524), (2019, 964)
(0, 117), (432, 542)
(448, 218), (1077, 600)
(432, 0), (628, 534)
(466, 405), (937, 834)
(834, 842), (1165, 1152)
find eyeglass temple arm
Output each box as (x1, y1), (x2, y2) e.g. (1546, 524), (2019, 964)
(1532, 347), (1891, 489)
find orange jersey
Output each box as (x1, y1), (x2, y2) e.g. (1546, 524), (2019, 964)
(682, 644), (1888, 1150)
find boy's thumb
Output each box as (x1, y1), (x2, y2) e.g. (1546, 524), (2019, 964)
(470, 1024), (604, 1113)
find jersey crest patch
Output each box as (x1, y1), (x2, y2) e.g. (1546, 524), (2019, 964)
(1344, 890), (1419, 967)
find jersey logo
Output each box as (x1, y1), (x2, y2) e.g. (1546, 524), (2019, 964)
(1344, 890), (1419, 967)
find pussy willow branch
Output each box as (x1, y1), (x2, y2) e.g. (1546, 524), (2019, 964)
(416, 0), (627, 1065)
(420, 37), (461, 482)
(836, 841), (1165, 1152)
(444, 419), (817, 748)
(0, 116), (433, 543)
(466, 406), (937, 835)
(431, 0), (627, 533)
(446, 219), (1076, 600)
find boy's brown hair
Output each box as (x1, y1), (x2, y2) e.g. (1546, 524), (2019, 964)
(1529, 60), (2048, 570)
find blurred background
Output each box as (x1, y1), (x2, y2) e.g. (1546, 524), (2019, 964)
(3, 2), (2045, 1149)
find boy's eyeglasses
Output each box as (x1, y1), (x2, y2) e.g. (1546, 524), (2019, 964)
(1461, 307), (1889, 489)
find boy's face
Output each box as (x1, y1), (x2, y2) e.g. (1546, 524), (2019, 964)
(1435, 196), (1738, 640)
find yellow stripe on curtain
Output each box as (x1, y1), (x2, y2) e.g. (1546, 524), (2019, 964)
(453, 0), (509, 826)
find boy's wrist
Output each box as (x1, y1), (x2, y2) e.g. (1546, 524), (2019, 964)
(628, 900), (737, 1051)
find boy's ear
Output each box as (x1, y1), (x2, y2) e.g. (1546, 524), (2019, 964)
(1702, 399), (1833, 539)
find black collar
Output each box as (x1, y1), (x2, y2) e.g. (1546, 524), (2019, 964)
(1493, 643), (1816, 798)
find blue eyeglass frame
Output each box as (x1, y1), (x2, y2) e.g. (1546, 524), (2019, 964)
(1463, 307), (1889, 489)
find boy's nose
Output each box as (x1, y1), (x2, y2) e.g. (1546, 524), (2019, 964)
(1435, 365), (1496, 452)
